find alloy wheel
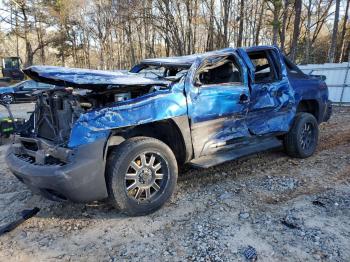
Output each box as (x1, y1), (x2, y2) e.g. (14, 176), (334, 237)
(125, 151), (168, 202)
(300, 122), (315, 150)
(1, 94), (13, 104)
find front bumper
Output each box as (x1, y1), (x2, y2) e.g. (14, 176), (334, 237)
(5, 137), (108, 202)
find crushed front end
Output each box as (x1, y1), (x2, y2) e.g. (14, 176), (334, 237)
(6, 89), (109, 202)
(5, 65), (183, 203)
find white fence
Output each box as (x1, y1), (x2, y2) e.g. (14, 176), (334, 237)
(299, 62), (350, 104)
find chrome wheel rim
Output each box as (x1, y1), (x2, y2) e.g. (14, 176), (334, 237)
(2, 94), (13, 104)
(125, 151), (168, 202)
(300, 122), (314, 150)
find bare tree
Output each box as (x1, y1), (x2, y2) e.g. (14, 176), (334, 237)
(290, 0), (302, 61)
(338, 0), (349, 62)
(328, 0), (340, 63)
(237, 0), (244, 47)
(0, 0), (344, 69)
(266, 0), (283, 45)
(280, 0), (289, 52)
(304, 0), (313, 63)
(255, 1), (265, 46)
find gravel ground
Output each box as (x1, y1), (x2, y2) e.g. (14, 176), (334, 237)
(0, 104), (349, 262)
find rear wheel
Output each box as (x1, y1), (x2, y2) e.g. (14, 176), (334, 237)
(284, 113), (319, 158)
(1, 94), (14, 104)
(106, 137), (178, 216)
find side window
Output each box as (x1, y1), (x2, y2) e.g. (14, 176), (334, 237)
(37, 83), (53, 89)
(195, 57), (242, 86)
(283, 56), (306, 78)
(249, 51), (278, 84)
(23, 81), (37, 89)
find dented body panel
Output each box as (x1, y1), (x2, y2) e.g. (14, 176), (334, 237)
(246, 46), (296, 135)
(184, 51), (251, 157)
(24, 66), (169, 89)
(6, 45), (332, 203)
(68, 83), (188, 148)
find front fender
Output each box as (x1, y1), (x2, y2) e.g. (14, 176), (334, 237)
(68, 86), (187, 148)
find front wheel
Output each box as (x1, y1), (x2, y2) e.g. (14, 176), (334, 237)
(1, 94), (14, 104)
(106, 137), (178, 216)
(284, 113), (319, 158)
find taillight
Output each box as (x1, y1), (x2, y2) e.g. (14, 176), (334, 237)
(320, 81), (327, 89)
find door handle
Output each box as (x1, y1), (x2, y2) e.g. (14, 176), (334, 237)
(239, 93), (249, 104)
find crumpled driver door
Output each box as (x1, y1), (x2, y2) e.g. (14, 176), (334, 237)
(185, 52), (251, 157)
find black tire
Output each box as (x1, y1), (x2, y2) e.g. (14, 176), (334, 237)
(1, 94), (14, 104)
(106, 136), (178, 216)
(284, 112), (319, 158)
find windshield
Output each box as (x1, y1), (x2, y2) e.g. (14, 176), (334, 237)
(12, 81), (29, 88)
(3, 57), (20, 69)
(136, 65), (188, 80)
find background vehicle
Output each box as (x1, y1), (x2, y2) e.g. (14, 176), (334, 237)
(1, 57), (24, 82)
(6, 46), (332, 216)
(0, 80), (56, 104)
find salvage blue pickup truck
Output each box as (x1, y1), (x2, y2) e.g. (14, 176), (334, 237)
(5, 46), (332, 216)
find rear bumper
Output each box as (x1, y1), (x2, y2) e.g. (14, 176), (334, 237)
(5, 138), (108, 202)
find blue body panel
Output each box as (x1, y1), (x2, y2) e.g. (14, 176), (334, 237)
(246, 46), (296, 135)
(184, 51), (251, 156)
(68, 83), (188, 148)
(0, 87), (15, 95)
(288, 74), (329, 122)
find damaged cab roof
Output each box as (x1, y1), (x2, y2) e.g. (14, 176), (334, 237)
(139, 48), (234, 68)
(24, 46), (268, 89)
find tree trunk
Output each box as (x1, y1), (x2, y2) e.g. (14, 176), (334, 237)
(60, 25), (66, 67)
(280, 0), (289, 52)
(272, 14), (278, 45)
(272, 0), (282, 46)
(164, 0), (171, 56)
(255, 1), (264, 46)
(25, 42), (34, 67)
(328, 0), (340, 63)
(222, 0), (231, 47)
(237, 0), (244, 47)
(289, 0), (302, 62)
(206, 0), (215, 51)
(192, 0), (198, 52)
(125, 23), (136, 66)
(20, 4), (33, 67)
(338, 0), (349, 62)
(185, 0), (193, 54)
(305, 0), (312, 64)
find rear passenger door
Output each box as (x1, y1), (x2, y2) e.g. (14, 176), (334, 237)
(245, 48), (295, 135)
(186, 53), (251, 157)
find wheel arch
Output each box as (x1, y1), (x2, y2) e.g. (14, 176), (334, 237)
(296, 99), (320, 122)
(105, 116), (193, 167)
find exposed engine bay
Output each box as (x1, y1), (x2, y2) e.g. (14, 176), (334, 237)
(20, 84), (170, 146)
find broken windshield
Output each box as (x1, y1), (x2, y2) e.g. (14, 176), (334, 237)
(136, 65), (188, 81)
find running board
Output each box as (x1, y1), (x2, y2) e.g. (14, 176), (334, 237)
(190, 138), (282, 168)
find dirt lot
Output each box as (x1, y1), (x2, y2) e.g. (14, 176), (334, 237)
(0, 104), (349, 262)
